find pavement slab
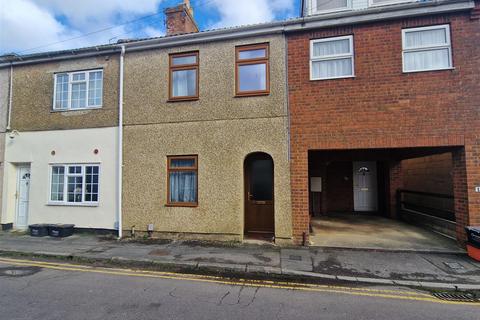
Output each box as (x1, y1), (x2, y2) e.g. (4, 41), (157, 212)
(0, 232), (479, 289)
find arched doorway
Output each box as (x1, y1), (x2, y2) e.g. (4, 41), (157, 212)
(244, 152), (274, 239)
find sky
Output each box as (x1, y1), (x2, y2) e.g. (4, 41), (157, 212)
(0, 0), (300, 55)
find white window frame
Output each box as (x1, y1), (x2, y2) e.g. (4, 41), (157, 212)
(53, 69), (103, 111)
(310, 35), (355, 81)
(369, 0), (415, 7)
(48, 164), (100, 206)
(402, 24), (453, 73)
(308, 0), (352, 15)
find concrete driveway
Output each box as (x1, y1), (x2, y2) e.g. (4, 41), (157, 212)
(309, 214), (462, 252)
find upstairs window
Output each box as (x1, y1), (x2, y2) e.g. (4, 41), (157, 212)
(235, 43), (270, 96)
(53, 69), (103, 110)
(169, 52), (199, 101)
(50, 164), (100, 205)
(369, 0), (414, 7)
(309, 0), (351, 14)
(167, 156), (198, 206)
(402, 25), (452, 73)
(310, 35), (354, 80)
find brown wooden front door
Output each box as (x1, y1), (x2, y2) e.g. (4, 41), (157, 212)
(244, 153), (274, 237)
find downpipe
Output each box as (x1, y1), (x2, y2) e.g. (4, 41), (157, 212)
(117, 45), (125, 239)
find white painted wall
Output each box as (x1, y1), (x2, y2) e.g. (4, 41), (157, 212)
(1, 127), (118, 229)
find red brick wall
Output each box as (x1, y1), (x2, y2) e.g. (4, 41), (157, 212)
(165, 5), (199, 36)
(403, 153), (453, 195)
(288, 6), (480, 244)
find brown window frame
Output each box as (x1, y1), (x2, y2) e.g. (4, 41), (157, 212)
(235, 43), (270, 97)
(166, 155), (198, 207)
(168, 52), (199, 102)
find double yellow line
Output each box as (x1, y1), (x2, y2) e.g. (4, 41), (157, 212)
(0, 257), (478, 306)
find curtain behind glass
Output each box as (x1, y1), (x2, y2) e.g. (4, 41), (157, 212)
(313, 39), (350, 57)
(404, 29), (447, 48)
(170, 171), (197, 203)
(315, 0), (348, 11)
(173, 69), (196, 97)
(404, 49), (449, 71)
(312, 58), (352, 78)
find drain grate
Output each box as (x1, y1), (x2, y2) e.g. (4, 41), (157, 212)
(432, 292), (479, 303)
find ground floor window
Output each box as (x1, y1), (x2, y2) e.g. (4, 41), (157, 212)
(167, 155), (198, 206)
(50, 164), (99, 204)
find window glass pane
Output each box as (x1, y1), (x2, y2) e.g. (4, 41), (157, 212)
(372, 0), (411, 5)
(67, 176), (83, 203)
(172, 55), (197, 66)
(313, 39), (350, 57)
(312, 58), (353, 78)
(239, 49), (266, 60)
(170, 158), (196, 168)
(172, 69), (197, 97)
(72, 73), (85, 81)
(69, 166), (82, 174)
(405, 28), (447, 48)
(169, 171), (197, 203)
(404, 48), (450, 71)
(88, 71), (103, 106)
(238, 63), (266, 92)
(55, 74), (69, 109)
(315, 0), (348, 11)
(250, 159), (273, 201)
(71, 82), (87, 109)
(50, 166), (64, 201)
(85, 165), (99, 202)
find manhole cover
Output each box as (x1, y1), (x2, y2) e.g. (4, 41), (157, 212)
(289, 255), (302, 261)
(432, 292), (479, 303)
(0, 267), (41, 277)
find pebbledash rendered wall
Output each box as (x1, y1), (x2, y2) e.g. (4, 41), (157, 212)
(287, 5), (480, 244)
(122, 34), (293, 244)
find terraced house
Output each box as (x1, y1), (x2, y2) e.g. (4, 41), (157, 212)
(120, 2), (293, 243)
(0, 47), (121, 232)
(289, 0), (480, 245)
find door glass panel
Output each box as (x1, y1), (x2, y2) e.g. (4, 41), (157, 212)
(250, 159), (273, 201)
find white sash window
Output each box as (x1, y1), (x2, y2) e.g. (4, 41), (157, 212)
(402, 25), (453, 73)
(53, 69), (103, 110)
(310, 35), (355, 80)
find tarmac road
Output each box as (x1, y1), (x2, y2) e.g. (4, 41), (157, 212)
(0, 257), (478, 320)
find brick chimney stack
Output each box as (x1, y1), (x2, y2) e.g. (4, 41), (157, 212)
(165, 0), (199, 36)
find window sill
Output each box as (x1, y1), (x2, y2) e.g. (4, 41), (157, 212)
(167, 97), (199, 103)
(310, 7), (352, 16)
(402, 67), (455, 74)
(369, 0), (414, 8)
(310, 75), (355, 81)
(234, 92), (270, 98)
(165, 203), (198, 208)
(51, 106), (103, 113)
(47, 202), (99, 207)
